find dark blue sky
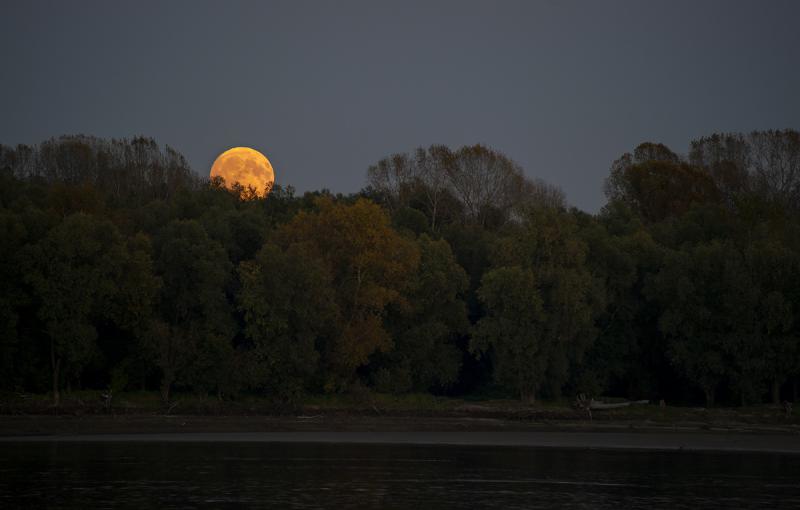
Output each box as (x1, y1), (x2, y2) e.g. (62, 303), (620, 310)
(2, 0), (798, 211)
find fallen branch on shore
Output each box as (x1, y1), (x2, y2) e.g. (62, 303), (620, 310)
(589, 399), (650, 410)
(574, 394), (650, 420)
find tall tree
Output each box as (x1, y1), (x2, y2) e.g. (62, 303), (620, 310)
(366, 144), (561, 230)
(376, 234), (469, 392)
(414, 145), (456, 231)
(278, 197), (419, 391)
(26, 214), (129, 404)
(238, 242), (338, 402)
(605, 142), (680, 203)
(691, 129), (800, 209)
(737, 227), (799, 404)
(472, 266), (545, 401)
(477, 207), (596, 400)
(607, 160), (719, 223)
(648, 241), (737, 407)
(574, 206), (665, 399)
(0, 210), (29, 390)
(446, 144), (526, 227)
(366, 152), (417, 215)
(151, 220), (234, 401)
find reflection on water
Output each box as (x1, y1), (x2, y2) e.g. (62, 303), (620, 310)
(1, 441), (799, 508)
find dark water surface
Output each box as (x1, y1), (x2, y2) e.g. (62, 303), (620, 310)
(1, 439), (799, 509)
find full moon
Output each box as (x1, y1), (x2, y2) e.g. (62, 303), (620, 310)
(210, 147), (275, 198)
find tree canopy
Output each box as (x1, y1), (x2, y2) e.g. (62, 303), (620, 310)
(2, 131), (800, 408)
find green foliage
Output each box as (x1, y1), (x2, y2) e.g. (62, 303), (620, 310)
(648, 241), (733, 406)
(485, 207), (597, 399)
(472, 266), (545, 401)
(238, 243), (336, 403)
(150, 219), (235, 401)
(24, 213), (139, 404)
(576, 204), (669, 399)
(278, 198), (420, 391)
(375, 234), (469, 393)
(610, 159), (720, 222)
(392, 207), (430, 236)
(0, 209), (30, 389)
(2, 133), (800, 409)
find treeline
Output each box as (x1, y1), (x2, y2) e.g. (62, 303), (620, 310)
(1, 132), (799, 407)
(0, 135), (196, 202)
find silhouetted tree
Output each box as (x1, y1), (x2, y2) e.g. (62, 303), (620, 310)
(375, 234), (469, 392)
(26, 214), (133, 404)
(238, 243), (337, 402)
(150, 220), (234, 402)
(278, 198), (419, 391)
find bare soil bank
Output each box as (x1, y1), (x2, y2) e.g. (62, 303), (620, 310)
(2, 421), (800, 454)
(2, 392), (798, 441)
(1, 413), (798, 439)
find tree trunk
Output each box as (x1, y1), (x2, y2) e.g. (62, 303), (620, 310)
(50, 341), (60, 407)
(521, 389), (535, 405)
(703, 386), (715, 408)
(430, 198), (438, 232)
(52, 360), (61, 407)
(160, 373), (173, 404)
(772, 379), (782, 405)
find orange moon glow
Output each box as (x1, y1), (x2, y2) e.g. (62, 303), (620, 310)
(210, 147), (275, 198)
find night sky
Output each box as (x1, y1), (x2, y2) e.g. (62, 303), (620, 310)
(2, 0), (798, 212)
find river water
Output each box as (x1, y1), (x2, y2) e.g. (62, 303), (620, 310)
(1, 438), (799, 508)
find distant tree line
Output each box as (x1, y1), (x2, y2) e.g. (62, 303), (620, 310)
(1, 131), (799, 407)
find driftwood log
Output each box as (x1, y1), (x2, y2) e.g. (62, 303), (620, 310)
(574, 394), (650, 419)
(575, 394), (592, 420)
(589, 399), (649, 410)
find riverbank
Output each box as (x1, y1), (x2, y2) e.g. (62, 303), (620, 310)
(0, 411), (798, 438)
(1, 391), (797, 439)
(4, 429), (800, 454)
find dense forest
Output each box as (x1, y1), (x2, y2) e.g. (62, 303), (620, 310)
(1, 131), (799, 408)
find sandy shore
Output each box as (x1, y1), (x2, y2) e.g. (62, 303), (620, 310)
(1, 415), (799, 453)
(2, 430), (800, 454)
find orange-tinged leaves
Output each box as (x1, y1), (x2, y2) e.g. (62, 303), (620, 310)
(277, 197), (420, 389)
